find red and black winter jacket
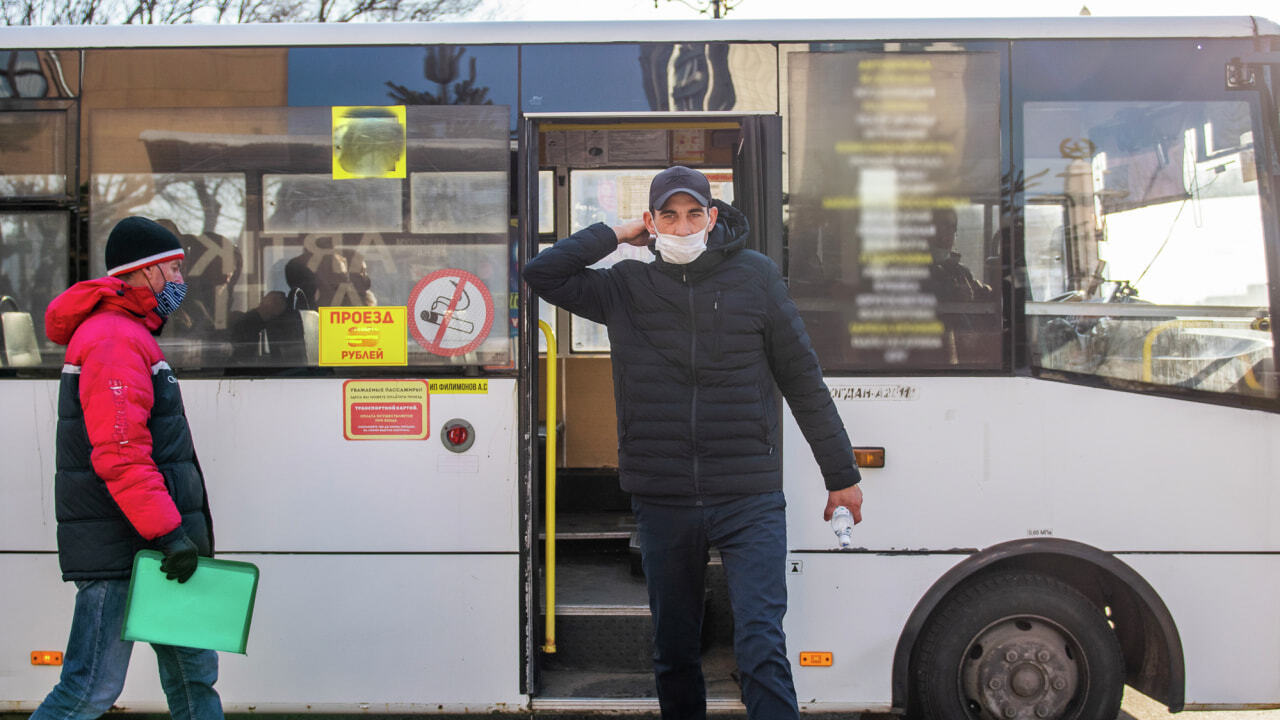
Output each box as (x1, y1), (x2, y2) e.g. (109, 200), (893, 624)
(46, 277), (212, 581)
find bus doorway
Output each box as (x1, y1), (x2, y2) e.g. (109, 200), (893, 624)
(520, 114), (781, 710)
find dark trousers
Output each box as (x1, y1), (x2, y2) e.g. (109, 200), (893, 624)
(632, 491), (800, 720)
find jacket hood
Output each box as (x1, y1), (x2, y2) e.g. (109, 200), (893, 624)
(706, 199), (750, 255)
(45, 277), (161, 346)
(652, 199), (751, 276)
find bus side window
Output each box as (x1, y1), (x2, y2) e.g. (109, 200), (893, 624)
(86, 95), (513, 374)
(0, 213), (69, 371)
(1023, 100), (1275, 400)
(784, 47), (1006, 372)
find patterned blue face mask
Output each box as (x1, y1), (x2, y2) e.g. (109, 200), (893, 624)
(153, 281), (188, 317)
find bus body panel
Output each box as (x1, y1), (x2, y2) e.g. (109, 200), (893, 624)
(0, 553), (525, 712)
(1121, 553), (1280, 707)
(783, 553), (960, 708)
(779, 550), (1280, 710)
(783, 377), (1280, 708)
(182, 378), (519, 553)
(0, 378), (520, 553)
(784, 377), (1280, 553)
(0, 379), (523, 711)
(0, 381), (60, 551)
(0, 555), (75, 711)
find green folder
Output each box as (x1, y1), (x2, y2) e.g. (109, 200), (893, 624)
(123, 550), (259, 654)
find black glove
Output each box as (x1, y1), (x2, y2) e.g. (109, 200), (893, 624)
(156, 528), (199, 583)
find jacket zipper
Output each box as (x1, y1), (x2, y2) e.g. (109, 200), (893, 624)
(686, 270), (701, 504)
(713, 290), (723, 360)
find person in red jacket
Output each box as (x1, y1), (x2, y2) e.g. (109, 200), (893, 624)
(33, 216), (222, 720)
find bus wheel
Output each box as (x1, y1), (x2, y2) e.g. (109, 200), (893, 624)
(913, 571), (1124, 720)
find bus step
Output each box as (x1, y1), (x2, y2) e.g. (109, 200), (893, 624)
(543, 553), (649, 612)
(540, 554), (734, 672)
(544, 468), (629, 513)
(545, 614), (654, 671)
(539, 510), (636, 541)
(537, 644), (743, 703)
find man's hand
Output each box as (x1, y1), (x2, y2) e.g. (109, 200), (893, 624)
(824, 484), (863, 523)
(611, 219), (652, 247)
(157, 528), (199, 583)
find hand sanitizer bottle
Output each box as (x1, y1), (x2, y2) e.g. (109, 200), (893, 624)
(830, 506), (854, 549)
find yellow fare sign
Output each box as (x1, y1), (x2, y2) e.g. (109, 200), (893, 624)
(319, 307), (408, 366)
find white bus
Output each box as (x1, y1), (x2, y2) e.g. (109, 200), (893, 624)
(1, 16), (1278, 720)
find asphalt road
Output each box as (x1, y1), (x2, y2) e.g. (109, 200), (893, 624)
(859, 688), (1280, 720)
(1116, 689), (1280, 720)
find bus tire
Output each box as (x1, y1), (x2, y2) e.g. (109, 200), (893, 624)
(912, 570), (1124, 720)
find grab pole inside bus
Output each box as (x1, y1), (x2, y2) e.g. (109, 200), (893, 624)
(539, 319), (557, 654)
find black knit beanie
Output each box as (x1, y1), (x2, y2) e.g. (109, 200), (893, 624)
(105, 217), (185, 277)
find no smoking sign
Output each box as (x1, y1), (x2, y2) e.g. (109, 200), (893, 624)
(408, 269), (495, 357)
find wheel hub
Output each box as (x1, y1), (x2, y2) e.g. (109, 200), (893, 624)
(1010, 663), (1045, 697)
(962, 618), (1080, 719)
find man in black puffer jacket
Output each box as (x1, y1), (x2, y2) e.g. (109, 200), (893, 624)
(524, 166), (863, 720)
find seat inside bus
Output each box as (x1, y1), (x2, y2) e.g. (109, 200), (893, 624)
(0, 296), (42, 368)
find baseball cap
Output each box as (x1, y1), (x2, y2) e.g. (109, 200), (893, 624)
(649, 166), (711, 211)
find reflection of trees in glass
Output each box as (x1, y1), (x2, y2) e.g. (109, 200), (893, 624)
(90, 174), (245, 244)
(89, 175), (156, 242)
(386, 47), (492, 106)
(2, 0), (479, 25)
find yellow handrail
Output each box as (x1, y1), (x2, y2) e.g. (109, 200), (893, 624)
(1142, 319), (1209, 383)
(1142, 318), (1264, 391)
(538, 320), (557, 654)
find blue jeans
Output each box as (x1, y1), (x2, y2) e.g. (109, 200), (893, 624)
(30, 579), (223, 720)
(632, 491), (799, 720)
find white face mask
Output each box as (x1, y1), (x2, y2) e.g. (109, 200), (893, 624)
(654, 217), (713, 265)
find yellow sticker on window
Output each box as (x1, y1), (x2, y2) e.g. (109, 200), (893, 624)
(332, 106), (407, 179)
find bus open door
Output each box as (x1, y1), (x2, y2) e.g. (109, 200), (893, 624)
(520, 113), (781, 711)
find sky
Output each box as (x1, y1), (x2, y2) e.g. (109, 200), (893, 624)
(471, 0), (1279, 22)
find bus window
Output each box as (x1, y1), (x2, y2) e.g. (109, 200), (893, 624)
(0, 50), (79, 99)
(0, 109), (70, 197)
(1023, 99), (1275, 400)
(265, 174), (402, 234)
(535, 171), (555, 354)
(287, 45), (519, 132)
(90, 173), (248, 243)
(538, 170), (555, 236)
(0, 212), (68, 367)
(535, 243), (556, 355)
(522, 43), (777, 114)
(86, 98), (512, 371)
(785, 48), (1006, 372)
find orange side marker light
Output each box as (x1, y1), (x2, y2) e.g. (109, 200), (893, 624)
(799, 651), (833, 667)
(32, 651), (63, 666)
(853, 447), (885, 468)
